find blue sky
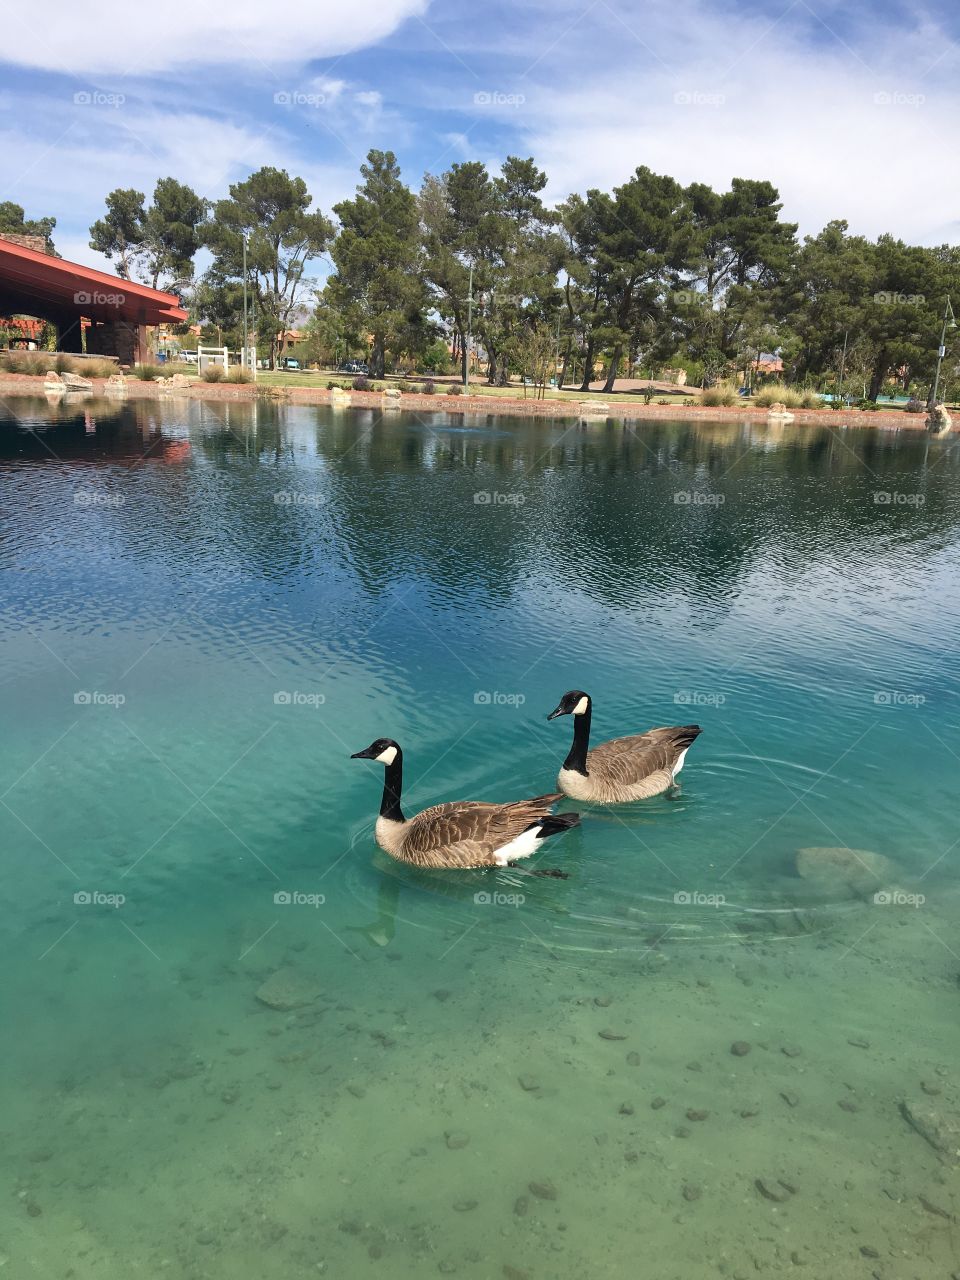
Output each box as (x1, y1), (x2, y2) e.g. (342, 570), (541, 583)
(3, 0), (958, 273)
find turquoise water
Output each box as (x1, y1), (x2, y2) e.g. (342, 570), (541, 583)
(2, 396), (960, 1277)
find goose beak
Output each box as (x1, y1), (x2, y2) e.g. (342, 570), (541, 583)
(546, 705), (566, 720)
(350, 746), (376, 760)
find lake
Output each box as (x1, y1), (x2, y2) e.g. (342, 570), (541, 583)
(1, 395), (959, 1278)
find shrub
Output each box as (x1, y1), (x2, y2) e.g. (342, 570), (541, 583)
(0, 351), (117, 378)
(226, 367), (252, 384)
(905, 398), (925, 414)
(447, 383), (462, 396)
(754, 383), (803, 408)
(800, 391), (824, 409)
(352, 375), (371, 391)
(397, 379), (415, 392)
(202, 365), (226, 383)
(857, 398), (879, 411)
(420, 379), (436, 395)
(136, 365), (164, 381)
(700, 383), (737, 407)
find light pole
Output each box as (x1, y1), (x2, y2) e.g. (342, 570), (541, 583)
(930, 296), (955, 408)
(242, 232), (249, 373)
(837, 329), (848, 405)
(463, 262), (474, 389)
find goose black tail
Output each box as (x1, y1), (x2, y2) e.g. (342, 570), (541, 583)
(526, 812), (580, 840)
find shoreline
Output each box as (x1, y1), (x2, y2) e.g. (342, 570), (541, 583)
(0, 372), (936, 430)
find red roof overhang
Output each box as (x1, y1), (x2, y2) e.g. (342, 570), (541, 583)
(0, 238), (188, 325)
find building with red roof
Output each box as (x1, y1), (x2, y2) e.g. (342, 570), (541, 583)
(0, 233), (187, 365)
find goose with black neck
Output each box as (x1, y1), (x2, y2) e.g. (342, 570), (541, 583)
(547, 691), (702, 804)
(350, 739), (577, 874)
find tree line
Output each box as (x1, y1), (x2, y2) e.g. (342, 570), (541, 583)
(10, 151), (960, 399)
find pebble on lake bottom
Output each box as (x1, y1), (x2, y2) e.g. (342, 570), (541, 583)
(730, 1041), (751, 1057)
(682, 1184), (702, 1202)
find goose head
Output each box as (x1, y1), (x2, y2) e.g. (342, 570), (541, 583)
(547, 690), (591, 720)
(350, 738), (402, 766)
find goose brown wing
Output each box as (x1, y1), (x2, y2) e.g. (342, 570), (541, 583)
(401, 794), (562, 858)
(587, 726), (701, 785)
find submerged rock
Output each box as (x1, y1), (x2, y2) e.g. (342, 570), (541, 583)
(755, 1177), (795, 1203)
(255, 968), (322, 1010)
(795, 846), (897, 900)
(529, 1179), (557, 1200)
(900, 1098), (960, 1162)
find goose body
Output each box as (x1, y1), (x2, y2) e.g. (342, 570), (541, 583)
(548, 691), (701, 804)
(351, 739), (579, 869)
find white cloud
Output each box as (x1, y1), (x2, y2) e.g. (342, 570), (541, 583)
(7, 0), (429, 74)
(505, 4), (960, 244)
(0, 102), (358, 270)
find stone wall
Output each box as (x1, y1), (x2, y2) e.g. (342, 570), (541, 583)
(0, 233), (48, 253)
(86, 319), (145, 365)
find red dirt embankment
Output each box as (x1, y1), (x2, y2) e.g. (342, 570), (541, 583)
(0, 372), (934, 430)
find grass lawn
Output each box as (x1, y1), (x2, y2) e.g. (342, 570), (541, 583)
(250, 368), (696, 405)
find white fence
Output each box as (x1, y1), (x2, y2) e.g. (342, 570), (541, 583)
(197, 345), (229, 376)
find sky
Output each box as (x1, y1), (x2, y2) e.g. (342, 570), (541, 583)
(2, 0), (959, 273)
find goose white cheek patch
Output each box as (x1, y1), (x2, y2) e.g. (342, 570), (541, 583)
(572, 696), (589, 715)
(376, 746), (398, 765)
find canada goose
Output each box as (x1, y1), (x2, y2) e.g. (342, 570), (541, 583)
(350, 739), (579, 870)
(547, 691), (702, 803)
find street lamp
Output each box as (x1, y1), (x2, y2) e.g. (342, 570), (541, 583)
(463, 262), (475, 389)
(242, 232), (249, 373)
(930, 296), (955, 408)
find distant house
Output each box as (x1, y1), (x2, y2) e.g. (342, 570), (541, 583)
(752, 352), (784, 377)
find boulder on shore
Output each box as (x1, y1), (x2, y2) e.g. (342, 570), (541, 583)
(60, 371), (93, 390)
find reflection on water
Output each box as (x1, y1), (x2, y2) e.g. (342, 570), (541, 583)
(2, 397), (960, 1278)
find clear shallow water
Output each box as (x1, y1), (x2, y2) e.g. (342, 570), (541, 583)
(1, 396), (960, 1277)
